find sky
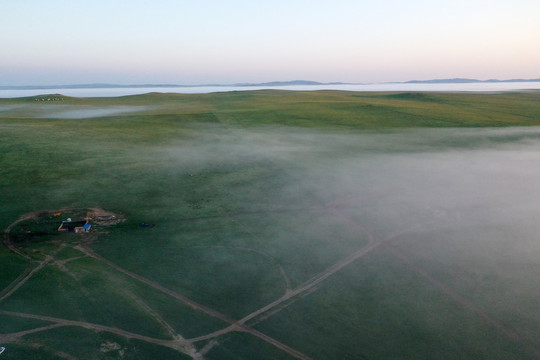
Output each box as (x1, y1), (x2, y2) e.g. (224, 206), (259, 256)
(1, 0), (539, 85)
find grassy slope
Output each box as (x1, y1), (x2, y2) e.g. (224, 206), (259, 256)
(2, 90), (540, 128)
(2, 90), (538, 231)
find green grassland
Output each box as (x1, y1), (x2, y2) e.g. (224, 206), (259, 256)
(204, 332), (298, 360)
(0, 247), (28, 290)
(1, 90), (539, 359)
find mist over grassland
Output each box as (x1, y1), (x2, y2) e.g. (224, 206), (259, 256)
(0, 91), (539, 359)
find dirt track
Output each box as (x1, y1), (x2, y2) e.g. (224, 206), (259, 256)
(0, 311), (186, 351)
(2, 206), (538, 359)
(0, 256), (54, 302)
(74, 244), (311, 360)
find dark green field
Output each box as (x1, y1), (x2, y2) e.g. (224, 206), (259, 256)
(1, 91), (539, 359)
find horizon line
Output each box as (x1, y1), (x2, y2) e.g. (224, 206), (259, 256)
(2, 77), (540, 90)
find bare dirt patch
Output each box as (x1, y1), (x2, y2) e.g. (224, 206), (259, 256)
(100, 341), (124, 357)
(4, 207), (125, 248)
(86, 208), (126, 226)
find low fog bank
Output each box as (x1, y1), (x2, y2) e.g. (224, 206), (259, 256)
(157, 125), (540, 263)
(0, 104), (26, 112)
(156, 124), (540, 342)
(47, 105), (152, 119)
(0, 104), (153, 118)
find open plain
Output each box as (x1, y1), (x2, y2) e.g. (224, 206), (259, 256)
(1, 90), (539, 359)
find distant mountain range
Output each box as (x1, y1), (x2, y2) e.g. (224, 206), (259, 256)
(402, 78), (540, 84)
(0, 80), (350, 90)
(233, 80), (348, 86)
(1, 78), (539, 90)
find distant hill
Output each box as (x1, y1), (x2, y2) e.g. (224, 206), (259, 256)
(0, 80), (351, 90)
(0, 83), (186, 90)
(403, 78), (540, 84)
(2, 78), (539, 90)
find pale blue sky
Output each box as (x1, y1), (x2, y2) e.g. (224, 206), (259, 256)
(1, 0), (539, 85)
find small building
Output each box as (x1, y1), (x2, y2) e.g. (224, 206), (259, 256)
(58, 219), (89, 232)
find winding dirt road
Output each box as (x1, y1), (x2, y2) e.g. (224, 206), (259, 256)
(2, 206), (538, 359)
